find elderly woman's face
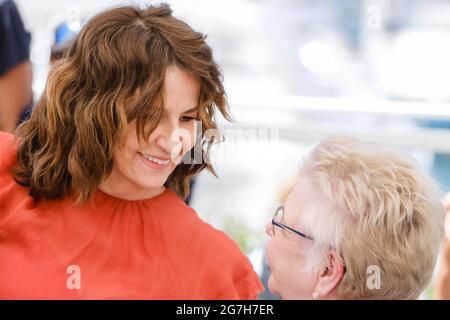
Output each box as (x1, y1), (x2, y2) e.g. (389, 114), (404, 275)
(99, 66), (199, 200)
(265, 179), (319, 299)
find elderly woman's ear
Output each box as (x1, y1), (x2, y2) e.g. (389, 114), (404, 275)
(312, 251), (345, 299)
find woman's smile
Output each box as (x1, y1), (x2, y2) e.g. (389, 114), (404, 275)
(137, 151), (171, 170)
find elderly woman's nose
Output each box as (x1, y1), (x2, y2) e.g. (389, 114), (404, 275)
(265, 220), (274, 237)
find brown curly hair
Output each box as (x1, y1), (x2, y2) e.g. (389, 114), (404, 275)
(13, 3), (229, 205)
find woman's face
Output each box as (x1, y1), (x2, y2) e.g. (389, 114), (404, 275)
(99, 66), (200, 200)
(265, 179), (319, 299)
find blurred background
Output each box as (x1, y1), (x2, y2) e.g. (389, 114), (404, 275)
(9, 0), (450, 299)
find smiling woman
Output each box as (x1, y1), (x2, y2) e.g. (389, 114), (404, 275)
(0, 3), (263, 299)
(14, 4), (228, 204)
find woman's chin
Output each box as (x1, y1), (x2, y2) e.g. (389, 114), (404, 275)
(135, 179), (167, 192)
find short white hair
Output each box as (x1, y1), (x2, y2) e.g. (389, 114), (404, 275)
(298, 137), (445, 299)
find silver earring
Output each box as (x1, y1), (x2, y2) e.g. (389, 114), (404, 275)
(312, 291), (320, 300)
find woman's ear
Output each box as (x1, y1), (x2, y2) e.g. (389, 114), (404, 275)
(312, 251), (345, 299)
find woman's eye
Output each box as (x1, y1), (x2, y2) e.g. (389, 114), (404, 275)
(180, 116), (196, 122)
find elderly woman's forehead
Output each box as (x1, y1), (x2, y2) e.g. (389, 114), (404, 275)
(290, 177), (315, 200)
(286, 177), (326, 218)
(285, 180), (312, 216)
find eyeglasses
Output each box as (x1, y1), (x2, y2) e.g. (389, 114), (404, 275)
(271, 205), (314, 241)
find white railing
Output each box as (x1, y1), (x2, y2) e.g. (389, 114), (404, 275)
(224, 95), (450, 153)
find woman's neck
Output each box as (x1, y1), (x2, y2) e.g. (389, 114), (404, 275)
(98, 174), (165, 201)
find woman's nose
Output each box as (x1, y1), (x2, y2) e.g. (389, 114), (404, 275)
(265, 220), (274, 237)
(155, 120), (183, 155)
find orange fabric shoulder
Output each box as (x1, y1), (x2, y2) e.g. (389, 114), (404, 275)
(147, 192), (264, 299)
(173, 208), (264, 299)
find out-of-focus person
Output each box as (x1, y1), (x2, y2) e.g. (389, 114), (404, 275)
(265, 137), (445, 299)
(50, 21), (79, 64)
(0, 0), (32, 133)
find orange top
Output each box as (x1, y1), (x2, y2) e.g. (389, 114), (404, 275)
(0, 132), (263, 299)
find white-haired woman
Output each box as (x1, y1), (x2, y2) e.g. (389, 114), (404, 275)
(265, 137), (445, 299)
